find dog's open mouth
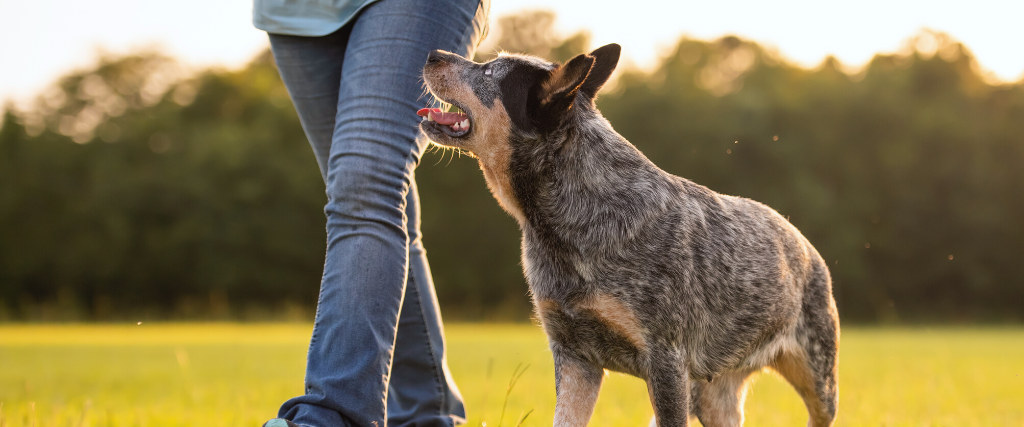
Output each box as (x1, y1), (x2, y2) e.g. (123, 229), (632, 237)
(418, 104), (471, 138)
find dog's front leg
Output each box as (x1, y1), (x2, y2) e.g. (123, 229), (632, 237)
(552, 351), (604, 427)
(646, 348), (690, 427)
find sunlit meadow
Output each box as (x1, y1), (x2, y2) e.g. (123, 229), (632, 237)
(1, 324), (1022, 426)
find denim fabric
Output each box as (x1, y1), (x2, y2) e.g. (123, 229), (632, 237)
(266, 1), (489, 426)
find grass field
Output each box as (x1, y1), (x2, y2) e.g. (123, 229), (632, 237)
(1, 324), (1022, 427)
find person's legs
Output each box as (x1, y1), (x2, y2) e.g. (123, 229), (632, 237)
(268, 1), (488, 427)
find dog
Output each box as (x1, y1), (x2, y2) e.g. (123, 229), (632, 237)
(418, 44), (840, 427)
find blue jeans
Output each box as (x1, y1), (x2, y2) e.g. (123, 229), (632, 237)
(266, 1), (488, 426)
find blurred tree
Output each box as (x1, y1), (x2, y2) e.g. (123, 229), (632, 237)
(0, 52), (325, 320)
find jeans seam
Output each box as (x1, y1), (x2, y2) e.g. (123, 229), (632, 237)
(308, 255), (330, 348)
(407, 261), (447, 418)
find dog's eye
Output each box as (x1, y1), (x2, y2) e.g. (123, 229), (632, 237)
(484, 67), (492, 76)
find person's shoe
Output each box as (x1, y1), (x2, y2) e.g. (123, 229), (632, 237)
(262, 418), (301, 427)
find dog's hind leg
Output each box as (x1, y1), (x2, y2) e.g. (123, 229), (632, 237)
(552, 353), (604, 427)
(689, 368), (757, 427)
(772, 271), (840, 427)
(771, 346), (836, 427)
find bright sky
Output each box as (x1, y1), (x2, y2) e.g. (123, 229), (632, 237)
(1, 0), (1022, 113)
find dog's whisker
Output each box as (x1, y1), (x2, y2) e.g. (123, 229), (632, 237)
(444, 146), (455, 167)
(431, 144), (447, 166)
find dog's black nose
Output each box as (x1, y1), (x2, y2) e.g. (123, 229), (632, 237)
(426, 50), (445, 65)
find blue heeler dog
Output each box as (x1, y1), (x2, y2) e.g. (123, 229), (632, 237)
(418, 44), (840, 427)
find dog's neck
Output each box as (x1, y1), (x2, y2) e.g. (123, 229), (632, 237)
(510, 106), (676, 256)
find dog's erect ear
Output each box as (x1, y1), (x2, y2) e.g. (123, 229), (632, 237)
(579, 43), (621, 99)
(537, 53), (594, 130)
(540, 53), (594, 107)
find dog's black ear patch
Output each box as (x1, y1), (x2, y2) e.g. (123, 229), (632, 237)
(536, 54), (594, 132)
(499, 62), (551, 134)
(579, 43), (621, 99)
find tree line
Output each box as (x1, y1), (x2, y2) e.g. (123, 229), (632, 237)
(1, 13), (1022, 322)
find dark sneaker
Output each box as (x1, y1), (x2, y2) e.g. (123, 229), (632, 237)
(262, 419), (301, 427)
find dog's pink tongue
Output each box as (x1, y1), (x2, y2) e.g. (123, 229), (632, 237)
(416, 108), (465, 125)
(417, 108), (439, 117)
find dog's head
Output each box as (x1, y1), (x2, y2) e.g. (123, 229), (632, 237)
(419, 44), (620, 223)
(419, 44), (621, 152)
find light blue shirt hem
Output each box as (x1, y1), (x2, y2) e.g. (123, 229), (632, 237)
(253, 0), (380, 36)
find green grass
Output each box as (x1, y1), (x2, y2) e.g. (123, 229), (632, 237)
(1, 324), (1022, 427)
